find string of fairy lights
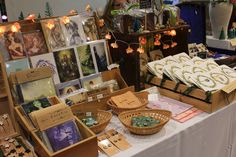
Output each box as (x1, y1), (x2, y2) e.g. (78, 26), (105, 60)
(104, 28), (178, 54)
(0, 4), (178, 55)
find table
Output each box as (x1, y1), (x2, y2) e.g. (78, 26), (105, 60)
(99, 101), (236, 157)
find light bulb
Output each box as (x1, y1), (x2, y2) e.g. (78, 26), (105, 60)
(126, 46), (133, 54)
(62, 16), (70, 24)
(46, 20), (55, 30)
(137, 47), (144, 54)
(111, 42), (118, 48)
(105, 32), (111, 40)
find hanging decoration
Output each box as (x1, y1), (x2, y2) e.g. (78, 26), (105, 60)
(46, 20), (55, 30)
(62, 16), (70, 24)
(11, 22), (21, 32)
(105, 28), (178, 54)
(26, 14), (36, 22)
(0, 26), (6, 34)
(126, 46), (134, 54)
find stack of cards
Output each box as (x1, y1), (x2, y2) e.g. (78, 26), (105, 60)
(147, 53), (236, 91)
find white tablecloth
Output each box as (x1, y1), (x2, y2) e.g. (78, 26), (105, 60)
(99, 101), (236, 157)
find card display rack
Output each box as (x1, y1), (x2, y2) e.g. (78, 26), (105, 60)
(0, 55), (18, 138)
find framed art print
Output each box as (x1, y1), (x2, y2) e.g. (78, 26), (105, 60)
(76, 44), (97, 76)
(60, 15), (87, 46)
(41, 18), (66, 52)
(4, 31), (26, 60)
(22, 30), (48, 56)
(53, 48), (80, 82)
(5, 58), (30, 76)
(90, 40), (109, 72)
(81, 16), (99, 41)
(30, 53), (60, 84)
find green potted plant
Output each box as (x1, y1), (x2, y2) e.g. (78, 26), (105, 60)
(209, 0), (234, 39)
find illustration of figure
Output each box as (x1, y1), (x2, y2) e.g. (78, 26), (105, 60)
(83, 18), (98, 41)
(28, 37), (40, 54)
(5, 32), (25, 59)
(50, 23), (66, 49)
(93, 45), (107, 71)
(65, 20), (83, 45)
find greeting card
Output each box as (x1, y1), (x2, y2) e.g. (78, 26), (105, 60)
(30, 53), (60, 84)
(60, 15), (87, 46)
(5, 58), (30, 76)
(45, 120), (80, 152)
(53, 48), (80, 82)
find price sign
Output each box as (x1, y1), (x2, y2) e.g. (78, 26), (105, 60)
(139, 0), (152, 9)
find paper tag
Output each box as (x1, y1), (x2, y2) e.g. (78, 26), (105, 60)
(222, 79), (236, 94)
(108, 135), (131, 151)
(31, 103), (74, 131)
(230, 38), (236, 47)
(148, 93), (159, 102)
(86, 112), (92, 117)
(88, 97), (93, 102)
(98, 134), (120, 156)
(97, 94), (103, 99)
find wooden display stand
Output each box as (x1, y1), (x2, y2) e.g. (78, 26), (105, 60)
(14, 96), (61, 135)
(148, 76), (236, 113)
(71, 68), (134, 115)
(0, 55), (18, 138)
(32, 117), (98, 157)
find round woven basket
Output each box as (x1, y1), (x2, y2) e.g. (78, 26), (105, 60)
(90, 110), (112, 134)
(118, 109), (171, 135)
(107, 98), (148, 115)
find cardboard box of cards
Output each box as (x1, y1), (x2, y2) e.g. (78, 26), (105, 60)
(9, 67), (61, 136)
(65, 68), (134, 112)
(30, 104), (98, 157)
(147, 54), (236, 113)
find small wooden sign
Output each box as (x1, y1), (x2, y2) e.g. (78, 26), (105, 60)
(139, 0), (152, 9)
(31, 103), (74, 131)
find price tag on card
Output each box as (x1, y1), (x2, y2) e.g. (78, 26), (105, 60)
(97, 94), (103, 99)
(88, 97), (93, 102)
(148, 93), (159, 102)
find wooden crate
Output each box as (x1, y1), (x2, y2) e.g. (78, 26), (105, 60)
(148, 76), (236, 113)
(71, 69), (134, 113)
(14, 96), (61, 137)
(31, 117), (98, 157)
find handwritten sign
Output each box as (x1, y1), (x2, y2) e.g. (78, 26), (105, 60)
(31, 103), (74, 131)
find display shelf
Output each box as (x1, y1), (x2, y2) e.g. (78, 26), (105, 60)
(0, 54), (18, 138)
(0, 91), (7, 99)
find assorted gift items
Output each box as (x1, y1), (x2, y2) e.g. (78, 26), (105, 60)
(147, 53), (236, 91)
(74, 109), (112, 134)
(98, 129), (131, 156)
(0, 136), (37, 157)
(0, 114), (15, 139)
(188, 43), (209, 58)
(107, 91), (148, 115)
(118, 109), (171, 135)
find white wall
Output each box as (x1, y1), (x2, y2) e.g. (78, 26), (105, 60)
(5, 0), (108, 21)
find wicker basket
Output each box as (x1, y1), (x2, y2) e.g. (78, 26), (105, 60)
(118, 109), (171, 135)
(89, 110), (112, 134)
(107, 98), (148, 115)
